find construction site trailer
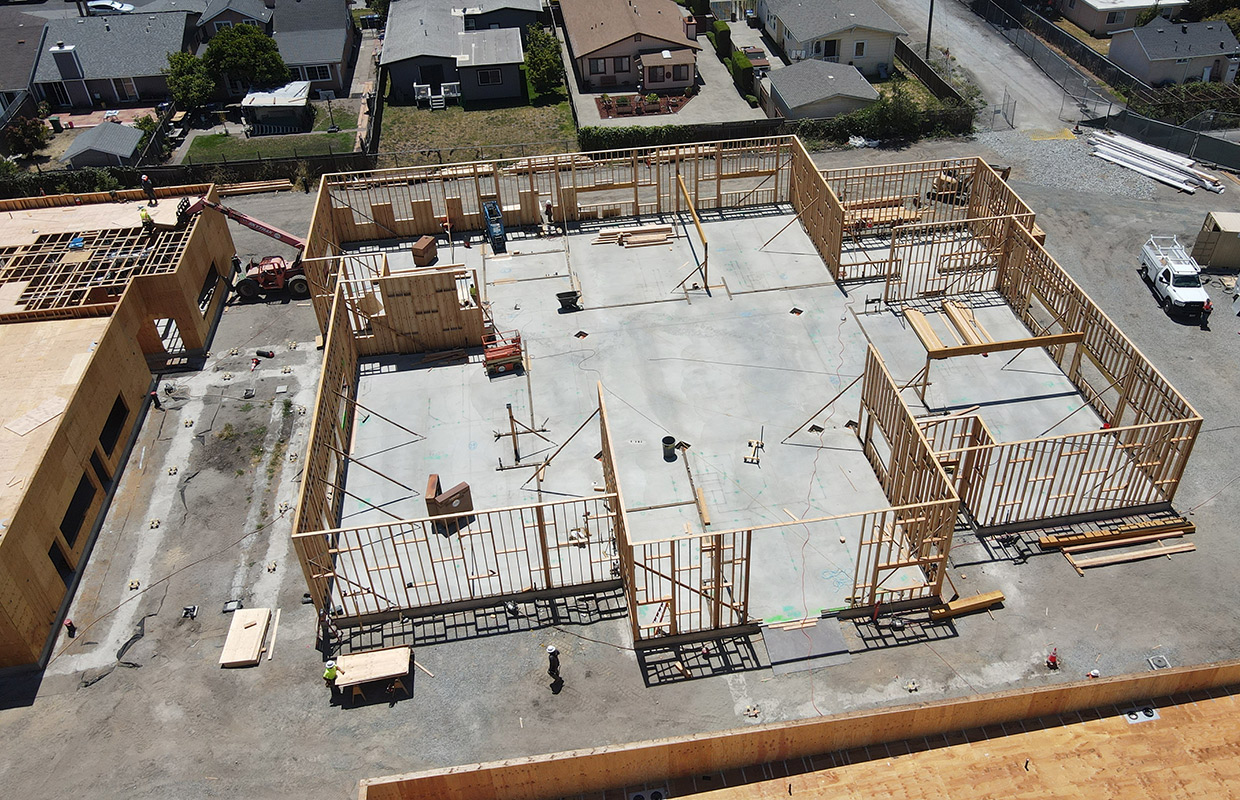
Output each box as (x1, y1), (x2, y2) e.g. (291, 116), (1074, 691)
(1190, 211), (1240, 270)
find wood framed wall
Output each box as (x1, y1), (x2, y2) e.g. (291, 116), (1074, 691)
(358, 657), (1240, 800)
(853, 345), (959, 606)
(308, 139), (795, 333)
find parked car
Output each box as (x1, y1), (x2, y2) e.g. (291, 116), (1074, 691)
(1140, 235), (1212, 324)
(87, 0), (135, 12)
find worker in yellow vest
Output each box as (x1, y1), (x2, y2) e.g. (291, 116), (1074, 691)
(139, 206), (153, 233)
(323, 659), (344, 698)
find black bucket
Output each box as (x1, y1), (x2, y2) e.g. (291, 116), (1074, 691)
(556, 290), (581, 312)
(662, 436), (677, 462)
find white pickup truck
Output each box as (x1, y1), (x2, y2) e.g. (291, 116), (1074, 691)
(1140, 235), (1213, 321)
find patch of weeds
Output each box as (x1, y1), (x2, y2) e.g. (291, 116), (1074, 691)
(235, 469), (245, 477)
(218, 423), (238, 441)
(240, 402), (254, 412)
(282, 399), (293, 418)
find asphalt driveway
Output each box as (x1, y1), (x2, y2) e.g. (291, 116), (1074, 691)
(875, 0), (1071, 131)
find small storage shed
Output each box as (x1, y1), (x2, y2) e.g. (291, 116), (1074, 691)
(241, 81), (312, 134)
(1191, 211), (1240, 270)
(60, 122), (144, 168)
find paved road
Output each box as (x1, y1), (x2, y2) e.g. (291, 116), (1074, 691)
(875, 0), (1070, 131)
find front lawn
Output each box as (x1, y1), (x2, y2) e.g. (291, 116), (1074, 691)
(184, 131), (357, 163)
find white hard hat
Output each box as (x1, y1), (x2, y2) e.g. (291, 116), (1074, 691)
(325, 660), (335, 668)
(141, 174), (148, 181)
(546, 645), (557, 654)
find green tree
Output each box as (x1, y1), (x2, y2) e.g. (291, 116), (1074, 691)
(366, 0), (390, 22)
(166, 52), (216, 110)
(203, 25), (290, 92)
(1207, 7), (1240, 35)
(525, 24), (564, 97)
(5, 115), (49, 157)
(1135, 2), (1161, 25)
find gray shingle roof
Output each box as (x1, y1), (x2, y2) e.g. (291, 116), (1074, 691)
(1128, 20), (1240, 61)
(200, 0), (273, 25)
(380, 0), (524, 66)
(271, 0), (351, 64)
(764, 0), (905, 43)
(768, 59), (877, 108)
(457, 28), (523, 67)
(142, 0), (211, 14)
(61, 123), (144, 162)
(0, 10), (45, 93)
(34, 13), (191, 84)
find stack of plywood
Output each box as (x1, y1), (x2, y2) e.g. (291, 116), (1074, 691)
(219, 608), (271, 668)
(218, 180), (294, 196)
(591, 224), (677, 248)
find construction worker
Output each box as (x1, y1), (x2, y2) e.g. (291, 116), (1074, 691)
(323, 660), (344, 697)
(546, 645), (560, 680)
(141, 174), (157, 205)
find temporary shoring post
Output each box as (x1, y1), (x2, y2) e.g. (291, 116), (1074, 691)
(677, 174), (708, 286)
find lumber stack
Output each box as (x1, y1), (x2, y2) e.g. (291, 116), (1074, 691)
(1038, 517), (1194, 550)
(217, 179), (294, 196)
(590, 224), (677, 248)
(1089, 132), (1224, 194)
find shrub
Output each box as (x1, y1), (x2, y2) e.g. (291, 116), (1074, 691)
(744, 94), (759, 108)
(731, 50), (754, 95)
(712, 20), (732, 59)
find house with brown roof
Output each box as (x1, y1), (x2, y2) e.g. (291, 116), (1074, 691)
(560, 0), (701, 91)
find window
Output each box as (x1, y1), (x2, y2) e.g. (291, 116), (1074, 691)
(477, 68), (502, 85)
(673, 63), (689, 81)
(464, 17), (476, 29)
(90, 450), (112, 492)
(303, 65), (332, 82)
(489, 23), (499, 29)
(648, 65), (666, 82)
(1068, 0), (1074, 7)
(99, 395), (128, 456)
(214, 20), (232, 32)
(589, 58), (606, 75)
(48, 542), (74, 588)
(614, 56), (631, 72)
(814, 40), (821, 54)
(854, 40), (866, 58)
(59, 474), (97, 548)
(635, 33), (642, 41)
(242, 18), (260, 27)
(289, 65), (304, 81)
(1106, 10), (1124, 23)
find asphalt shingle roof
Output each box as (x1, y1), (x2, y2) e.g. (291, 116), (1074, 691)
(768, 58), (877, 108)
(61, 122), (144, 162)
(1128, 20), (1240, 61)
(0, 10), (45, 93)
(34, 12), (191, 83)
(560, 0), (698, 58)
(764, 0), (905, 43)
(271, 0), (350, 64)
(200, 0), (273, 25)
(380, 0), (523, 66)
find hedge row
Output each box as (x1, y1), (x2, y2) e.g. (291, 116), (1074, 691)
(578, 87), (974, 152)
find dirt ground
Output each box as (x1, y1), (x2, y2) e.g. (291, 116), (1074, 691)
(2, 136), (1240, 799)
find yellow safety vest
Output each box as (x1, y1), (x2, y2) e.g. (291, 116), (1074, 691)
(323, 665), (338, 680)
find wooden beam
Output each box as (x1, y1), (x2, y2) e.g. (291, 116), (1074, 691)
(929, 590), (1004, 620)
(1039, 518), (1194, 550)
(1070, 542), (1196, 572)
(927, 332), (1084, 360)
(336, 389), (426, 441)
(323, 441), (417, 493)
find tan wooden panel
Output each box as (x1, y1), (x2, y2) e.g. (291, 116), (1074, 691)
(218, 608), (270, 667)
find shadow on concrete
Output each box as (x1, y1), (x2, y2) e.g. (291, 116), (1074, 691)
(636, 633), (768, 687)
(0, 668), (42, 710)
(336, 588), (629, 653)
(849, 611), (959, 652)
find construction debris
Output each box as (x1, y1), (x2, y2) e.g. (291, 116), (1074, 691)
(591, 224), (677, 248)
(1089, 131), (1224, 194)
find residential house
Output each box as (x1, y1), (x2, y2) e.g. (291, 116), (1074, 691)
(380, 0), (526, 104)
(1056, 0), (1184, 38)
(756, 0), (906, 79)
(33, 13), (196, 108)
(193, 0), (357, 98)
(60, 121), (145, 167)
(461, 0), (546, 45)
(763, 59), (877, 118)
(0, 10), (46, 120)
(1110, 20), (1240, 84)
(560, 0), (701, 91)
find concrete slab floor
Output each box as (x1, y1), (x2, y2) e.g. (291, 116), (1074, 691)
(5, 137), (1240, 800)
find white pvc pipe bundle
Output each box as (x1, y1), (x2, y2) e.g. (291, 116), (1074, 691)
(1088, 130), (1225, 194)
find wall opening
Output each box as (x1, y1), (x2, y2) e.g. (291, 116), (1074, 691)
(47, 541), (74, 587)
(98, 394), (129, 456)
(59, 473), (97, 548)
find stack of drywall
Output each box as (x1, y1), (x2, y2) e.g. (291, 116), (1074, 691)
(1089, 132), (1224, 194)
(590, 224), (677, 247)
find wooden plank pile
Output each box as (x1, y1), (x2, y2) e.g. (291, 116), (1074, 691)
(218, 179), (294, 196)
(591, 224), (677, 248)
(1089, 131), (1224, 194)
(929, 590), (1004, 620)
(219, 608), (271, 667)
(1039, 516), (1197, 576)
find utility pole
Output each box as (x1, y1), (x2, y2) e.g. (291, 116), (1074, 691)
(926, 0), (936, 61)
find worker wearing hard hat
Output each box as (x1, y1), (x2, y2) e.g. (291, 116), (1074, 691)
(323, 660), (344, 698)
